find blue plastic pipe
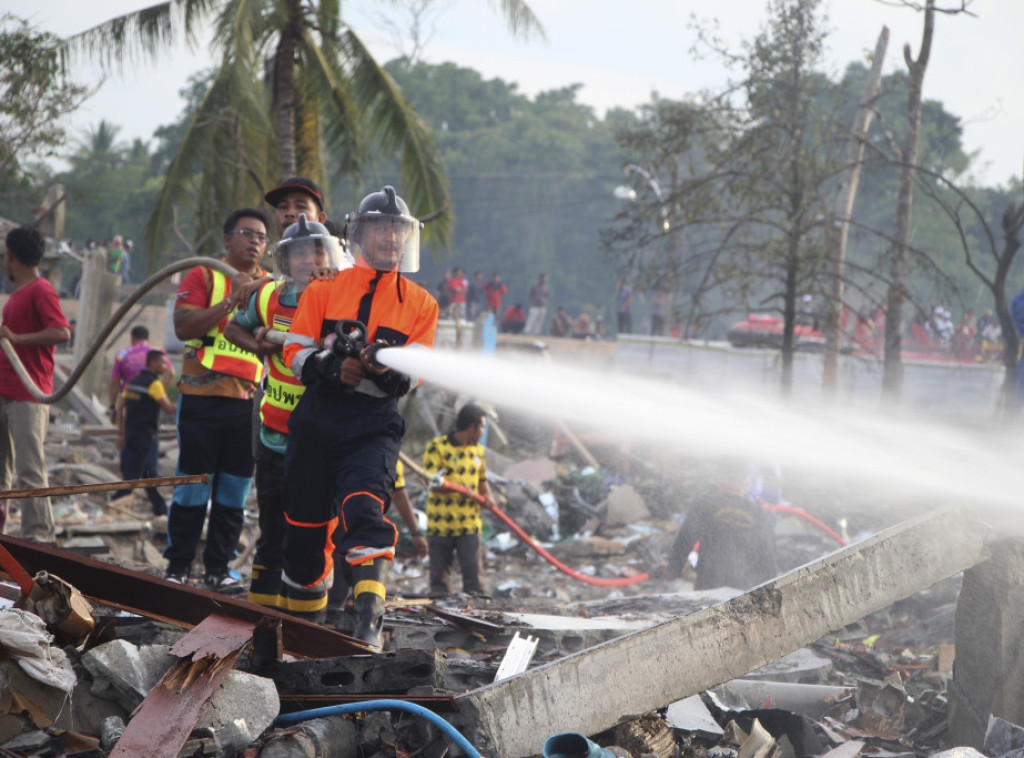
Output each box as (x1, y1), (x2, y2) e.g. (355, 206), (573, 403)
(275, 699), (483, 758)
(543, 732), (617, 758)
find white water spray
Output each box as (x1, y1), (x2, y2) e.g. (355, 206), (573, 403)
(380, 346), (1024, 521)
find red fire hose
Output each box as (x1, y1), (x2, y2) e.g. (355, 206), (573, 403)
(767, 503), (847, 546)
(400, 456), (845, 587)
(450, 482), (650, 588)
(399, 452), (649, 587)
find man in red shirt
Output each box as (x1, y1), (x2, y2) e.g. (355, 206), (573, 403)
(0, 227), (71, 541)
(500, 303), (526, 334)
(446, 267), (468, 319)
(483, 272), (507, 315)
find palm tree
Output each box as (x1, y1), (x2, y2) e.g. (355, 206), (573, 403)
(65, 0), (543, 266)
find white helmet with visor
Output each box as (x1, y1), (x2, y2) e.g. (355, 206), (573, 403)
(346, 185), (421, 273)
(273, 214), (347, 297)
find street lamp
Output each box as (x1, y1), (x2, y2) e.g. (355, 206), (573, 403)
(614, 163), (670, 233)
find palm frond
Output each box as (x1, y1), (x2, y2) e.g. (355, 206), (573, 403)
(298, 30), (368, 183)
(62, 0), (222, 70)
(213, 0), (273, 65)
(496, 0), (546, 40)
(315, 0), (341, 37)
(143, 54), (273, 266)
(339, 27), (453, 247)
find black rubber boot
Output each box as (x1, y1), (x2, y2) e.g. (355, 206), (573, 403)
(247, 563), (283, 609)
(279, 572), (330, 624)
(351, 559), (391, 652)
(325, 560), (353, 629)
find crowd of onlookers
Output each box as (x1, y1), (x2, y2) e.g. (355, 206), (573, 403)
(919, 306), (1002, 359)
(850, 304), (1005, 360)
(433, 269), (621, 341)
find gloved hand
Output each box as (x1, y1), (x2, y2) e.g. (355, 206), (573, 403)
(316, 351), (344, 383)
(301, 349), (344, 388)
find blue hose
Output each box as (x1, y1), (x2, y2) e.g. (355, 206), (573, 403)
(275, 699), (483, 758)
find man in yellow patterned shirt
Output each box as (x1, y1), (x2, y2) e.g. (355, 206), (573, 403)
(422, 403), (494, 597)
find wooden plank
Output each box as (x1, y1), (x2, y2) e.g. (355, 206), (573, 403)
(453, 507), (990, 758)
(110, 614), (253, 758)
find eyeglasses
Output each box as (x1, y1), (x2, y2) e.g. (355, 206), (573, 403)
(233, 229), (268, 244)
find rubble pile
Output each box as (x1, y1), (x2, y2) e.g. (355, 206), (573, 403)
(0, 390), (1007, 757)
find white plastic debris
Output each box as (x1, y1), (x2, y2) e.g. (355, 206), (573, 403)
(0, 609), (76, 693)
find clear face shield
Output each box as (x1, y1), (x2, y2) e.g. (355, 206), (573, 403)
(349, 214), (421, 273)
(273, 234), (345, 296)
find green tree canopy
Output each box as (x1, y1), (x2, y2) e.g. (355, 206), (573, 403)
(384, 58), (630, 317)
(0, 14), (91, 213)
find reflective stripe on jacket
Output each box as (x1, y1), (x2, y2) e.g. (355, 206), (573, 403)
(185, 268), (264, 383)
(257, 281), (304, 433)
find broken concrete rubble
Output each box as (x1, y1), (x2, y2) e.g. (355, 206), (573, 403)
(0, 503), (1012, 758)
(949, 539), (1024, 750)
(82, 638), (279, 736)
(1, 385), (1020, 758)
(451, 507), (988, 757)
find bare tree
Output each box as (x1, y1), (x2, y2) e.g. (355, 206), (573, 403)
(376, 0), (452, 64)
(605, 0), (849, 396)
(908, 168), (1024, 413)
(882, 0), (935, 401)
(878, 0), (977, 399)
(822, 26), (889, 391)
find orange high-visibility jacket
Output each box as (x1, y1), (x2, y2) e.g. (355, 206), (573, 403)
(283, 263), (438, 381)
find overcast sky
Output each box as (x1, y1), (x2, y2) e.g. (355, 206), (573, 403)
(11, 0), (1023, 187)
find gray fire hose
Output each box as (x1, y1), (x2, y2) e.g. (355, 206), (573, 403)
(0, 257), (238, 403)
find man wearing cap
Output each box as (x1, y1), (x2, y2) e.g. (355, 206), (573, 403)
(264, 176), (327, 237)
(163, 208), (271, 590)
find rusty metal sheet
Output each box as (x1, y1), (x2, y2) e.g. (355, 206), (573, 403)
(110, 614), (250, 758)
(0, 535), (368, 658)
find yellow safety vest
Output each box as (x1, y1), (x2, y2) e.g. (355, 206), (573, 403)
(185, 268), (264, 384)
(257, 281), (304, 434)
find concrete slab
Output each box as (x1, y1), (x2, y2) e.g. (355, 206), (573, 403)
(452, 507), (990, 758)
(503, 458), (558, 484)
(197, 670), (279, 738)
(604, 484), (650, 526)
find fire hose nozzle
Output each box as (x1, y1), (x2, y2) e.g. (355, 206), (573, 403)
(364, 342), (388, 370)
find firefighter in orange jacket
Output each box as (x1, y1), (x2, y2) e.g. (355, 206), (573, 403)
(281, 186), (438, 649)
